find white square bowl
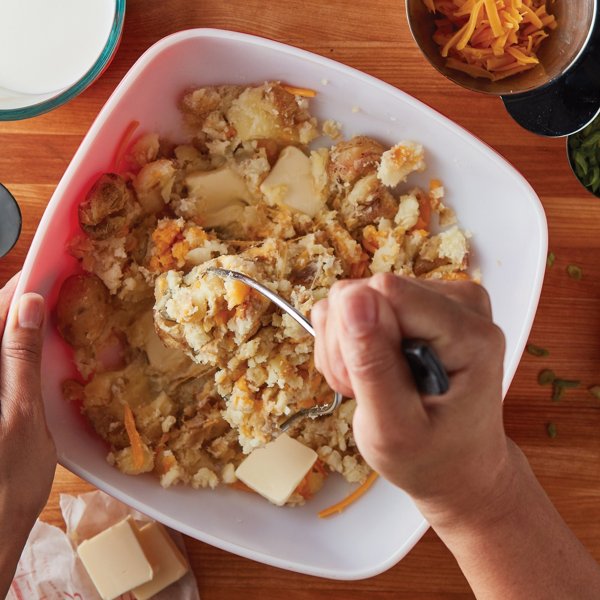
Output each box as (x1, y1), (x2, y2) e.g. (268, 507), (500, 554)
(13, 29), (547, 580)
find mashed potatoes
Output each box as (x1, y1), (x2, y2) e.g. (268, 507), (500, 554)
(56, 82), (469, 505)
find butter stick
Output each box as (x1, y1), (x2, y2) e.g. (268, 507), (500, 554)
(131, 521), (190, 600)
(77, 516), (153, 600)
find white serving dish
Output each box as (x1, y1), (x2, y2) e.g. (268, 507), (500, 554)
(12, 29), (547, 580)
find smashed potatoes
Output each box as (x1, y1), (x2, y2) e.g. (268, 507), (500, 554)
(56, 82), (469, 505)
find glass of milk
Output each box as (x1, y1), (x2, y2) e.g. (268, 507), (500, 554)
(0, 0), (125, 120)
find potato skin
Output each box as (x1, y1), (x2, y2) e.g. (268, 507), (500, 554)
(328, 136), (385, 186)
(339, 174), (398, 232)
(78, 173), (137, 240)
(56, 274), (111, 348)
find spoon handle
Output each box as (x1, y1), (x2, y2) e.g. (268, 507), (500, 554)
(401, 339), (449, 396)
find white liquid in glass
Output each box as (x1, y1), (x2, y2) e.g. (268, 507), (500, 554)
(0, 0), (116, 96)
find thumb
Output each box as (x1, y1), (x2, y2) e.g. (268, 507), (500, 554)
(336, 285), (428, 430)
(1, 293), (45, 421)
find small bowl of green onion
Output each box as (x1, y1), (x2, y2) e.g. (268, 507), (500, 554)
(567, 115), (600, 197)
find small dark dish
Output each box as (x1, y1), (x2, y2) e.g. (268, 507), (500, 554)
(0, 183), (22, 257)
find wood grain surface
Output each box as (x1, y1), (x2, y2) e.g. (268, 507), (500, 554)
(1, 1), (600, 598)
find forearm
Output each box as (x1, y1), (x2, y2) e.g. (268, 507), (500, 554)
(421, 441), (600, 600)
(0, 524), (30, 598)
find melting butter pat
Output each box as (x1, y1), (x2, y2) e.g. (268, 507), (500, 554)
(235, 433), (317, 506)
(77, 517), (153, 600)
(260, 146), (324, 218)
(132, 311), (189, 373)
(185, 166), (251, 214)
(144, 322), (189, 373)
(131, 522), (189, 600)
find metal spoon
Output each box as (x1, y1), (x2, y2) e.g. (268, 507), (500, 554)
(0, 183), (22, 257)
(207, 267), (449, 431)
(207, 267), (342, 430)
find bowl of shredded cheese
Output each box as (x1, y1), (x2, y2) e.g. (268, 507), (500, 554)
(406, 1), (600, 136)
(407, 0), (592, 95)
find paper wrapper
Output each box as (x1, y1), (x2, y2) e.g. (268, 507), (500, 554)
(8, 490), (200, 600)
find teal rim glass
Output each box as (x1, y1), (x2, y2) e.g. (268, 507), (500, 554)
(0, 0), (126, 121)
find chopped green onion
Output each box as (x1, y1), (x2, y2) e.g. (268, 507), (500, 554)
(551, 383), (565, 402)
(574, 152), (588, 175)
(553, 379), (580, 389)
(567, 265), (583, 280)
(546, 422), (557, 439)
(582, 130), (600, 148)
(546, 252), (555, 268)
(568, 115), (600, 195)
(551, 378), (580, 402)
(526, 344), (549, 357)
(538, 369), (556, 385)
(588, 385), (600, 400)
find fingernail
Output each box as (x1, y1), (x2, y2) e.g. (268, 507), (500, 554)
(18, 293), (44, 329)
(341, 289), (377, 336)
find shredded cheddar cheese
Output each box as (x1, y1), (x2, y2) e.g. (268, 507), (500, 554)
(281, 84), (317, 98)
(123, 404), (145, 470)
(425, 0), (557, 82)
(318, 472), (379, 518)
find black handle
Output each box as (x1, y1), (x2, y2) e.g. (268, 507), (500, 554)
(402, 339), (449, 396)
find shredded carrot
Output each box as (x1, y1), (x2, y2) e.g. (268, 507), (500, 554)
(318, 472), (379, 518)
(350, 257), (369, 279)
(413, 191), (433, 232)
(281, 85), (317, 98)
(313, 458), (328, 476)
(361, 225), (380, 254)
(155, 450), (176, 475)
(236, 376), (251, 394)
(114, 119), (140, 170)
(229, 279), (251, 306)
(214, 308), (234, 326)
(123, 404), (145, 470)
(229, 480), (255, 493)
(441, 271), (471, 281)
(294, 459), (328, 500)
(425, 0), (556, 82)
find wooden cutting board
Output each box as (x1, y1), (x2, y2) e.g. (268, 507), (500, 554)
(1, 1), (599, 598)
